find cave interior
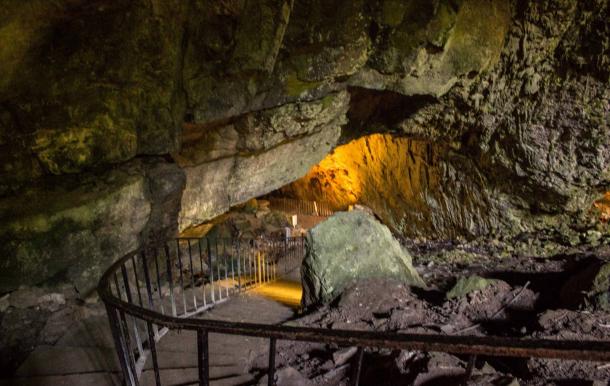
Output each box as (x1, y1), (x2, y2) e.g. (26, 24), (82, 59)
(0, 0), (609, 385)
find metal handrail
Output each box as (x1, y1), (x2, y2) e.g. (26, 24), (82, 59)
(99, 236), (610, 386)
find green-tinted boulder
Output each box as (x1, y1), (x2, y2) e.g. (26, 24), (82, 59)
(586, 263), (610, 311)
(301, 210), (424, 306)
(446, 275), (498, 300)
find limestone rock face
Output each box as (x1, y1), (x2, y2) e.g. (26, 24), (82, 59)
(301, 210), (424, 306)
(283, 134), (505, 238)
(353, 0), (511, 96)
(0, 158), (184, 294)
(0, 0), (188, 191)
(0, 0), (608, 296)
(0, 165), (148, 293)
(177, 92), (349, 230)
(284, 1), (610, 240)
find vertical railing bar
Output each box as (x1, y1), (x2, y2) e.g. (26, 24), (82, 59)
(141, 251), (155, 310)
(146, 321), (161, 386)
(268, 337), (277, 386)
(187, 239), (198, 310)
(198, 239), (207, 308)
(256, 249), (261, 286)
(176, 239), (188, 315)
(208, 238), (215, 304)
(352, 347), (364, 386)
(197, 329), (210, 386)
(216, 239), (222, 299)
(106, 305), (137, 386)
(131, 256), (144, 307)
(165, 244), (177, 317)
(114, 272), (123, 301)
(153, 248), (165, 315)
(118, 309), (140, 386)
(141, 251), (159, 338)
(283, 239), (287, 276)
(236, 240), (241, 292)
(230, 241), (236, 293)
(263, 243), (267, 284)
(462, 354), (477, 385)
(248, 242), (253, 288)
(223, 239), (229, 298)
(263, 253), (267, 283)
(120, 265), (144, 357)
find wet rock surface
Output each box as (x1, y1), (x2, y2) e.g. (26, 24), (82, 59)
(0, 158), (183, 294)
(0, 0), (608, 300)
(271, 240), (610, 385)
(0, 1), (609, 381)
(301, 211), (424, 307)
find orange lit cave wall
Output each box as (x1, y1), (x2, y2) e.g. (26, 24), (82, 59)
(281, 134), (501, 239)
(593, 192), (610, 223)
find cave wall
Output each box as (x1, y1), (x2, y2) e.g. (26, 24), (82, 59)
(282, 134), (503, 238)
(176, 91), (349, 230)
(0, 0), (608, 294)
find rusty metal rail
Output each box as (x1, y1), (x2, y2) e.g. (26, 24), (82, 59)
(99, 235), (610, 386)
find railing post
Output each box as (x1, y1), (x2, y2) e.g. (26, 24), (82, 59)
(268, 337), (277, 386)
(352, 347), (364, 386)
(207, 238), (215, 303)
(461, 354), (477, 386)
(187, 239), (198, 310)
(176, 239), (188, 314)
(197, 239), (208, 308)
(165, 244), (177, 316)
(105, 304), (137, 386)
(197, 329), (210, 386)
(146, 321), (161, 386)
(118, 309), (140, 386)
(237, 239), (242, 292)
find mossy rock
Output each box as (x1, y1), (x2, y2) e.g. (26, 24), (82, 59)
(446, 275), (498, 299)
(0, 165), (151, 294)
(301, 210), (425, 306)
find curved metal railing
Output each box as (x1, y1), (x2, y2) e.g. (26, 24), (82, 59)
(99, 235), (610, 386)
(98, 236), (304, 385)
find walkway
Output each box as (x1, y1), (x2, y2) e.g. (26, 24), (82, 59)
(3, 200), (316, 386)
(2, 284), (302, 386)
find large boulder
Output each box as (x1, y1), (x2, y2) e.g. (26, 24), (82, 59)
(560, 259), (610, 311)
(301, 210), (424, 306)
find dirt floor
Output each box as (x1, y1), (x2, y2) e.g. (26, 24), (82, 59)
(260, 239), (610, 386)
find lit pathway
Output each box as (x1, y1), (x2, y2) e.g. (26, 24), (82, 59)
(2, 279), (303, 386)
(3, 205), (313, 385)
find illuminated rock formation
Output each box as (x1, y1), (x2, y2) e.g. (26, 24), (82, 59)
(0, 0), (608, 293)
(282, 134), (502, 238)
